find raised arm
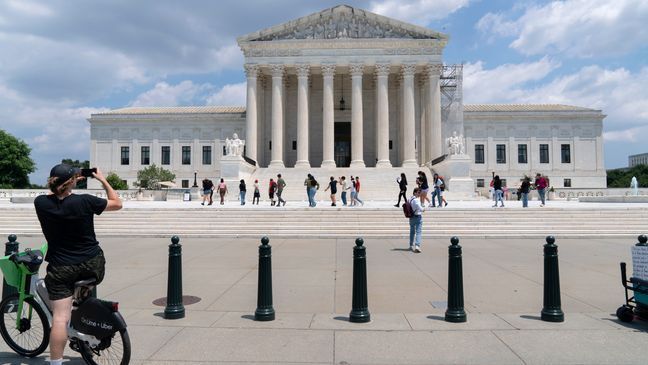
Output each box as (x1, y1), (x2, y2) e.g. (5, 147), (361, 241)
(94, 169), (122, 211)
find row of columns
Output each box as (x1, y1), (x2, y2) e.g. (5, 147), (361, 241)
(245, 63), (443, 168)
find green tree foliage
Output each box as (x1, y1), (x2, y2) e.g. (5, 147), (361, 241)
(61, 158), (90, 189)
(0, 130), (36, 188)
(106, 172), (129, 190)
(135, 164), (175, 189)
(607, 165), (648, 188)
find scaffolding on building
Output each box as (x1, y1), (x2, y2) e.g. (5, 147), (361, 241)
(440, 64), (464, 142)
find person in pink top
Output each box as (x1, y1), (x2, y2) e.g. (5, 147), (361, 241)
(534, 173), (548, 207)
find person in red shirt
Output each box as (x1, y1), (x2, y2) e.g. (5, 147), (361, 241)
(268, 178), (277, 206)
(534, 173), (548, 207)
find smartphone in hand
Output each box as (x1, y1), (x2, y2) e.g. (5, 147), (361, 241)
(81, 168), (97, 178)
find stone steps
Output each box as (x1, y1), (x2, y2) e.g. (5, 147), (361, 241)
(2, 207), (647, 238)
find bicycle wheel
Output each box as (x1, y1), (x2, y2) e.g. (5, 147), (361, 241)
(80, 328), (131, 365)
(0, 293), (50, 357)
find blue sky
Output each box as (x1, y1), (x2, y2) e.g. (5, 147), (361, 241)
(0, 0), (646, 184)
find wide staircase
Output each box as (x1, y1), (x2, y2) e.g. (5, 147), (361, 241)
(2, 205), (647, 238)
(246, 166), (426, 202)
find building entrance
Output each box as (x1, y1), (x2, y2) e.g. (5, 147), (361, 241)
(334, 122), (351, 167)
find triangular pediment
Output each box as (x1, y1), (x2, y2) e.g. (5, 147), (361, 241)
(237, 4), (447, 42)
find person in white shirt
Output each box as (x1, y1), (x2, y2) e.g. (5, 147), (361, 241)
(409, 187), (425, 252)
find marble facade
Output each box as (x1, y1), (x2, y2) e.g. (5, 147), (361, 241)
(87, 5), (607, 193)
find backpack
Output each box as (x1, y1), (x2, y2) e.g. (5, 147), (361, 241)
(403, 198), (414, 218)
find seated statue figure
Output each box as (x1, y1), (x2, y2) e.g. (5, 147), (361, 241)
(230, 133), (245, 156)
(447, 131), (465, 155)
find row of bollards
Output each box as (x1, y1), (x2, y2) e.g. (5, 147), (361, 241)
(248, 235), (565, 324)
(1, 233), (565, 324)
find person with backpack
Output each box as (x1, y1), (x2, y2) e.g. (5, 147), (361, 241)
(405, 187), (425, 252)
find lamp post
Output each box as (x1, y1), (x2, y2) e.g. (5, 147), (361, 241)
(192, 171), (198, 187)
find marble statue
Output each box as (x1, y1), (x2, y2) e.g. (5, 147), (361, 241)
(631, 176), (639, 196)
(447, 131), (466, 155)
(226, 133), (245, 156)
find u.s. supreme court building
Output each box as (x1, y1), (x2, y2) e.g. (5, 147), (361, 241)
(88, 5), (606, 198)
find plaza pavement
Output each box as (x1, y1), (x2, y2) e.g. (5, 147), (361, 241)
(0, 233), (647, 365)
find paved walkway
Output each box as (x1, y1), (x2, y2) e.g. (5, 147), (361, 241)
(1, 235), (647, 364)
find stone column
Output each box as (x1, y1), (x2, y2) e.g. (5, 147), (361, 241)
(401, 64), (417, 167)
(350, 63), (365, 167)
(419, 75), (428, 165)
(244, 64), (259, 163)
(321, 64), (336, 168)
(295, 64), (311, 168)
(270, 64), (285, 168)
(375, 63), (392, 168)
(427, 64), (443, 160)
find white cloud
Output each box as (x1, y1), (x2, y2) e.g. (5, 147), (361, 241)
(206, 82), (246, 106)
(477, 0), (648, 57)
(464, 61), (648, 143)
(130, 81), (212, 107)
(5, 0), (53, 17)
(463, 57), (560, 103)
(370, 0), (471, 26)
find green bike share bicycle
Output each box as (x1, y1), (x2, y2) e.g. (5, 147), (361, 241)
(0, 243), (130, 364)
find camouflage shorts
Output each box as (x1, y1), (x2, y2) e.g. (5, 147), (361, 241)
(44, 250), (105, 301)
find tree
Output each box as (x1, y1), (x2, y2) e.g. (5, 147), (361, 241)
(106, 172), (129, 190)
(135, 164), (175, 189)
(0, 130), (36, 188)
(607, 165), (648, 188)
(61, 158), (90, 189)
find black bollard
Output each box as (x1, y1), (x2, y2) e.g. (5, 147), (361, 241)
(541, 236), (564, 322)
(255, 236), (275, 321)
(350, 238), (370, 323)
(2, 235), (19, 300)
(445, 236), (467, 322)
(164, 236), (185, 319)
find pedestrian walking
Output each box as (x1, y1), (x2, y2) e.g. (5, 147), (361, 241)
(276, 173), (286, 207)
(519, 176), (531, 208)
(354, 176), (364, 206)
(394, 173), (407, 207)
(431, 173), (445, 207)
(201, 178), (214, 206)
(217, 178), (228, 205)
(340, 176), (349, 206)
(253, 179), (260, 205)
(239, 179), (246, 205)
(534, 173), (548, 207)
(324, 176), (338, 206)
(304, 174), (319, 207)
(268, 178), (277, 206)
(492, 175), (504, 207)
(418, 171), (432, 207)
(349, 176), (357, 206)
(438, 175), (448, 207)
(408, 187), (425, 252)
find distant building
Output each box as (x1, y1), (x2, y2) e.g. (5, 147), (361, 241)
(629, 153), (648, 167)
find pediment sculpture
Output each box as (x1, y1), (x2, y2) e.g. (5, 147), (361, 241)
(244, 5), (443, 41)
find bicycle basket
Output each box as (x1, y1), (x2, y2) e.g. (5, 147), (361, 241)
(0, 255), (21, 288)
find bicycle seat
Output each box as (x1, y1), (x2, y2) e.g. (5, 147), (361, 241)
(10, 250), (44, 272)
(74, 278), (97, 288)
